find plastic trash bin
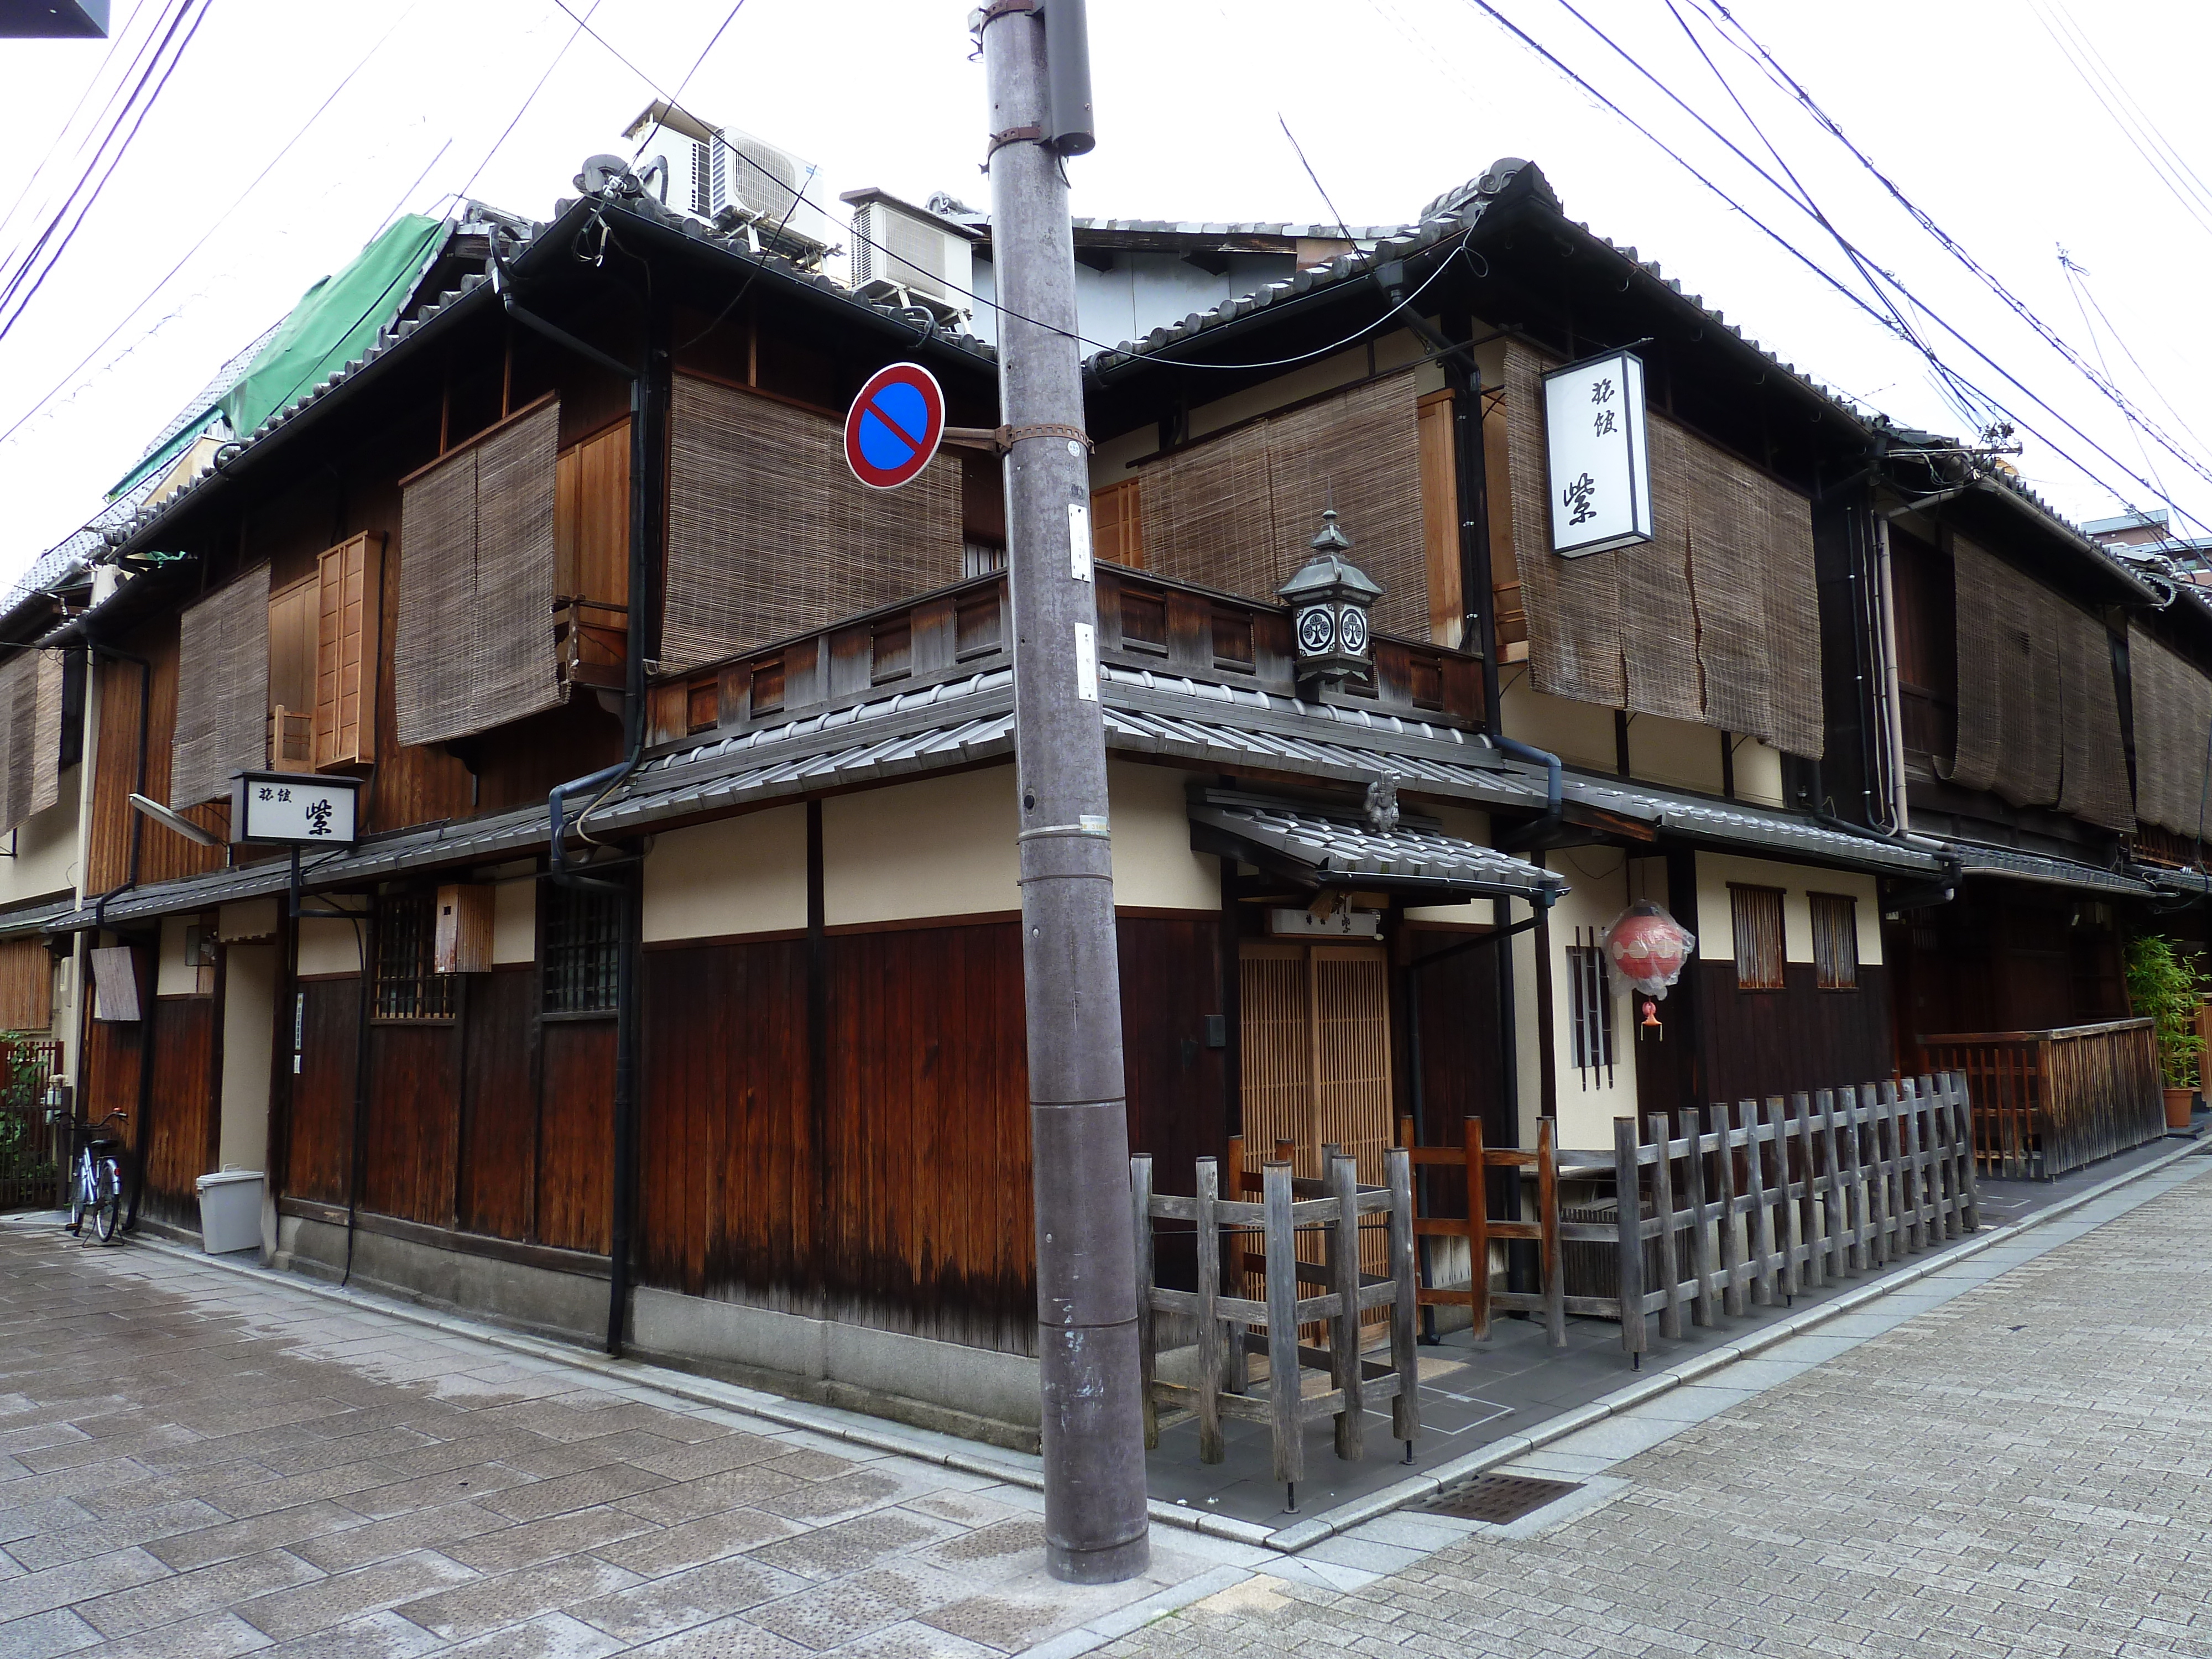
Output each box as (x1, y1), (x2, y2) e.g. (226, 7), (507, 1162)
(195, 1168), (264, 1255)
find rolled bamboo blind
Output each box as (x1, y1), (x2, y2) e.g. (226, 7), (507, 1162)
(1502, 340), (1825, 758)
(395, 400), (564, 748)
(662, 374), (963, 673)
(2127, 625), (2212, 837)
(0, 649), (62, 836)
(1944, 536), (2132, 831)
(1136, 371), (1428, 640)
(171, 565), (270, 808)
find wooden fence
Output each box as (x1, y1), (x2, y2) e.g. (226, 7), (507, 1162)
(1132, 1149), (1418, 1503)
(0, 1039), (64, 1212)
(1577, 1074), (1979, 1357)
(1395, 1113), (1566, 1348)
(1919, 1019), (2163, 1179)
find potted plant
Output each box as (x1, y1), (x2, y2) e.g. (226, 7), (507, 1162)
(2124, 934), (2206, 1131)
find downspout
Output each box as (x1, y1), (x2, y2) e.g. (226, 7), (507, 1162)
(1871, 514), (1913, 838)
(1494, 735), (1563, 850)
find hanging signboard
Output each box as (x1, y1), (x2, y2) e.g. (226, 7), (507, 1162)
(1542, 349), (1653, 558)
(229, 770), (362, 848)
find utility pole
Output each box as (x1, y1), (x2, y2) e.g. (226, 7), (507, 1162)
(976, 0), (1151, 1586)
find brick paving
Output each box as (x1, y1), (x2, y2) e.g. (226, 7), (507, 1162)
(1112, 1157), (2212, 1658)
(0, 1225), (1256, 1658)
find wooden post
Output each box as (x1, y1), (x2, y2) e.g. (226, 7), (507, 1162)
(1224, 1134), (1249, 1393)
(1327, 1152), (1363, 1462)
(1793, 1091), (1823, 1290)
(1860, 1083), (1888, 1268)
(1131, 1155), (1157, 1449)
(1263, 1160), (1302, 1492)
(1684, 1102), (1716, 1326)
(1898, 1079), (1925, 1253)
(1953, 1071), (1981, 1231)
(1750, 1098), (1779, 1305)
(1193, 1156), (1223, 1465)
(1537, 1118), (1566, 1349)
(1822, 1088), (1857, 1276)
(1648, 1113), (1683, 1340)
(1613, 1117), (1646, 1358)
(1715, 1106), (1746, 1318)
(1773, 1097), (1803, 1299)
(1464, 1114), (1491, 1340)
(1814, 1089), (1845, 1280)
(1386, 1146), (1420, 1445)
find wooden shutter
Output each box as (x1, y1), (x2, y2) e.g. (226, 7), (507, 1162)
(0, 937), (50, 1030)
(1729, 885), (1786, 990)
(90, 945), (140, 1022)
(1090, 478), (1144, 570)
(314, 532), (383, 770)
(556, 420), (630, 607)
(171, 566), (270, 807)
(395, 399), (563, 748)
(1416, 389), (1462, 647)
(0, 649), (61, 836)
(268, 573), (317, 774)
(662, 375), (963, 672)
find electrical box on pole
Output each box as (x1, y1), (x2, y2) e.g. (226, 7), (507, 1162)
(974, 0), (1150, 1586)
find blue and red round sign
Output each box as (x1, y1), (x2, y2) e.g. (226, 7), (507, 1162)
(844, 362), (946, 491)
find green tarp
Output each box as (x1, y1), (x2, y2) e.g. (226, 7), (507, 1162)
(109, 214), (449, 499)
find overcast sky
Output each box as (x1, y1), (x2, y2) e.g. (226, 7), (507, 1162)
(2, 0), (2208, 588)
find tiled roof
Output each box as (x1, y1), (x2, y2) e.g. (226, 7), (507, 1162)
(1190, 792), (1565, 900)
(1562, 775), (1949, 877)
(1944, 840), (2156, 897)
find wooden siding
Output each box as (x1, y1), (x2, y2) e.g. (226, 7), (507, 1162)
(0, 938), (51, 1031)
(537, 1019), (614, 1255)
(457, 967), (535, 1239)
(1694, 962), (1894, 1110)
(88, 628), (226, 894)
(139, 996), (218, 1228)
(363, 1021), (459, 1225)
(286, 978), (359, 1206)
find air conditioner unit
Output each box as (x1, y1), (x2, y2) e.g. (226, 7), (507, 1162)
(849, 196), (973, 325)
(687, 126), (833, 257)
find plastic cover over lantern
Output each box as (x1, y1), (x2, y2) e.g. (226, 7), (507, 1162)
(1600, 901), (1697, 999)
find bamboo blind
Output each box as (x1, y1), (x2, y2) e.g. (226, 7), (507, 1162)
(1137, 371), (1428, 640)
(171, 565), (270, 808)
(395, 400), (564, 748)
(2126, 625), (2212, 838)
(0, 937), (50, 1031)
(1944, 536), (2132, 831)
(0, 649), (62, 836)
(1501, 341), (1824, 757)
(1729, 884), (1786, 990)
(662, 375), (964, 673)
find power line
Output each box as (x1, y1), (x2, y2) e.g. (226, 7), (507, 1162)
(0, 1), (427, 455)
(2030, 0), (2212, 241)
(447, 0), (606, 212)
(0, 0), (156, 253)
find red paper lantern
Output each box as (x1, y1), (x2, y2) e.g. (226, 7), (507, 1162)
(1601, 901), (1697, 1000)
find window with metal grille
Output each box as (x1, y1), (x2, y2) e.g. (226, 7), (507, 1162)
(543, 883), (623, 1016)
(1567, 932), (1615, 1088)
(1810, 893), (1859, 990)
(373, 891), (453, 1020)
(1730, 885), (1787, 990)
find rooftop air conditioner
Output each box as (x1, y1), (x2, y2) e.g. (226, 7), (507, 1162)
(849, 196), (973, 326)
(688, 126), (833, 258)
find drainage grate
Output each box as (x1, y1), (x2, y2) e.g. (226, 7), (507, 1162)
(1422, 1472), (1582, 1524)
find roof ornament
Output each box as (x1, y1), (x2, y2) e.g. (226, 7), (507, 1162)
(1364, 776), (1400, 836)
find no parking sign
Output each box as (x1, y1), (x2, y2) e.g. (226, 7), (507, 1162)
(844, 362), (946, 491)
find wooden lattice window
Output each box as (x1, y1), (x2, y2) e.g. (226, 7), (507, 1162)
(542, 883), (622, 1016)
(374, 891), (454, 1021)
(1811, 893), (1859, 990)
(1730, 885), (1787, 991)
(1566, 932), (1615, 1087)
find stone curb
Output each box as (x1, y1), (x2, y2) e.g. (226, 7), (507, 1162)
(1260, 1134), (2212, 1551)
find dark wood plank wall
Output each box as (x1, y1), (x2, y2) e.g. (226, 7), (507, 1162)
(457, 967), (536, 1239)
(536, 1020), (614, 1255)
(362, 1022), (459, 1225)
(288, 978), (359, 1206)
(1694, 962), (1895, 1108)
(1404, 927), (1506, 1218)
(87, 627), (227, 893)
(139, 995), (217, 1227)
(81, 1013), (140, 1146)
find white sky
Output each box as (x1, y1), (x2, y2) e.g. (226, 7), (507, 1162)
(2, 0), (2209, 589)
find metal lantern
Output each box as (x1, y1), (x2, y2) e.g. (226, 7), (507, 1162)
(1277, 509), (1383, 688)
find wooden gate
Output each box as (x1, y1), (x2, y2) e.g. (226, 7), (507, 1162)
(1396, 1113), (1566, 1346)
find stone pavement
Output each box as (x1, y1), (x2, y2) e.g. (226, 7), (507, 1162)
(1105, 1149), (2212, 1658)
(0, 1223), (1266, 1658)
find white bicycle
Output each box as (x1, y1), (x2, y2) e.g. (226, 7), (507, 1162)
(50, 1109), (127, 1244)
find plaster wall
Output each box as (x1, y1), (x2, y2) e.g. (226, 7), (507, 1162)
(641, 806), (808, 941)
(1690, 852), (1884, 968)
(823, 768), (1020, 927)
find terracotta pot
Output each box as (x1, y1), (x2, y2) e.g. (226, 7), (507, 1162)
(2165, 1086), (2196, 1131)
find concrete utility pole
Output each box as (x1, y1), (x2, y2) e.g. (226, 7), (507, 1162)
(976, 0), (1151, 1586)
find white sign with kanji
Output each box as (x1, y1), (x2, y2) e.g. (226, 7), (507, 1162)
(230, 771), (361, 847)
(1542, 349), (1653, 558)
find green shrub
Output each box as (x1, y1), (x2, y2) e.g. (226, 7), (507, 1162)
(2125, 934), (2208, 1089)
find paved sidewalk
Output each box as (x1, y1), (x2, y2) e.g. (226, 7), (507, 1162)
(1106, 1150), (2212, 1657)
(0, 1225), (1264, 1658)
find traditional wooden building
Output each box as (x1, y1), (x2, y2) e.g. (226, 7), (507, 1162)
(4, 152), (2207, 1443)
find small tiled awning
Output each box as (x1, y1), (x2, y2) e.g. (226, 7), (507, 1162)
(1190, 791), (1568, 901)
(1945, 841), (2157, 898)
